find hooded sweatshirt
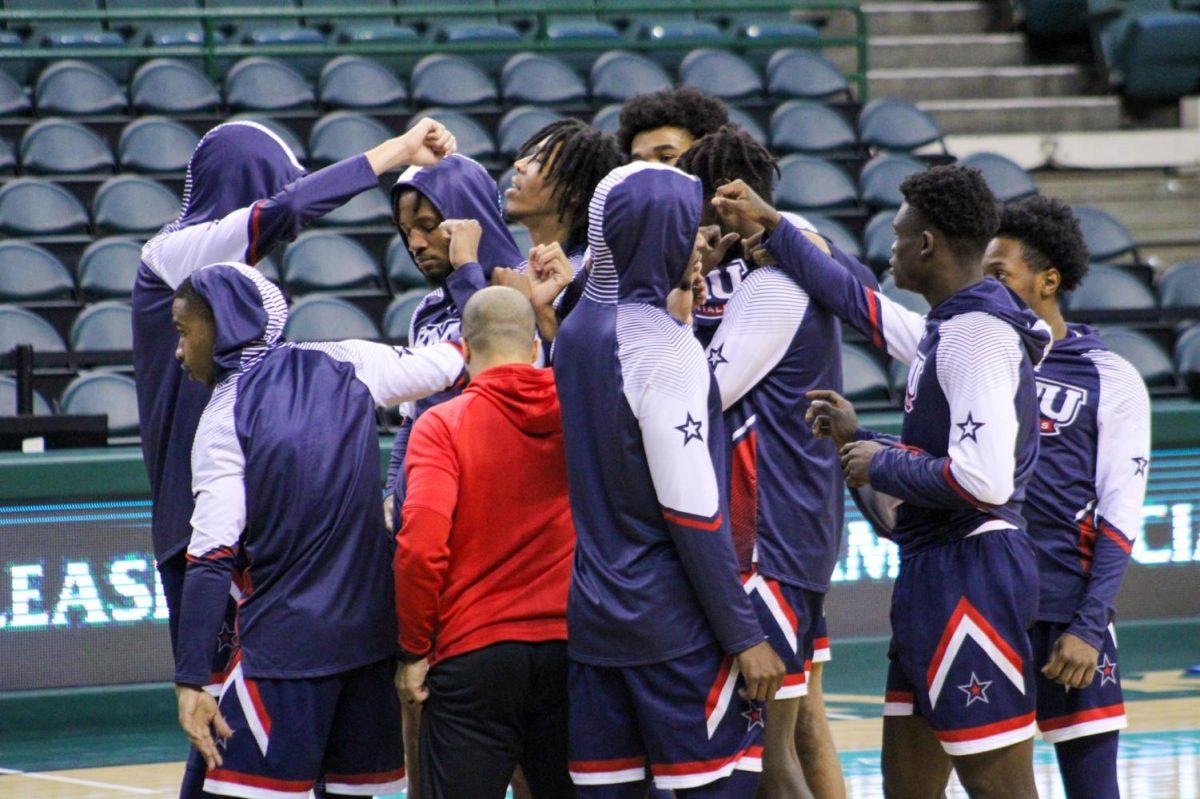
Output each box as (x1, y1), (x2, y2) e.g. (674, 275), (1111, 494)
(1023, 324), (1149, 650)
(704, 212), (879, 592)
(174, 263), (463, 685)
(553, 162), (763, 667)
(395, 363), (573, 666)
(763, 218), (1050, 557)
(384, 155), (522, 497)
(132, 121), (380, 563)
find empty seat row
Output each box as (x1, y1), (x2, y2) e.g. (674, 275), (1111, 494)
(0, 371), (140, 436)
(0, 175), (177, 234)
(0, 302), (132, 352)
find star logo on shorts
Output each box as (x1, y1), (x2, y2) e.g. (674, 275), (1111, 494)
(675, 412), (704, 446)
(216, 621), (237, 654)
(956, 412), (985, 443)
(958, 672), (992, 706)
(1132, 456), (1148, 477)
(1096, 654), (1118, 686)
(707, 345), (728, 369)
(741, 702), (765, 732)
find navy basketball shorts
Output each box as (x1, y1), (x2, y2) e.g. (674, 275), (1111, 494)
(567, 641), (765, 792)
(812, 614), (831, 665)
(741, 569), (823, 699)
(203, 656), (405, 798)
(882, 529), (1040, 756)
(1029, 620), (1127, 743)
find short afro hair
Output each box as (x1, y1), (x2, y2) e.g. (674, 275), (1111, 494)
(997, 194), (1090, 292)
(677, 124), (779, 202)
(617, 86), (729, 154)
(899, 164), (1000, 258)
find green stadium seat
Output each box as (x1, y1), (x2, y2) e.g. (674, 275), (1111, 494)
(859, 153), (925, 210)
(1073, 205), (1139, 263)
(284, 295), (381, 342)
(804, 214), (863, 261)
(20, 118), (115, 175)
(412, 108), (496, 161)
(727, 106), (767, 146)
(118, 117), (199, 173)
(411, 54), (499, 109)
(225, 57), (316, 112)
(590, 50), (673, 103)
(679, 48), (762, 103)
(92, 176), (179, 235)
(0, 240), (75, 301)
(767, 49), (850, 101)
(864, 210), (897, 274)
(0, 70), (30, 117)
(131, 59), (221, 115)
(0, 305), (68, 354)
(309, 112), (395, 167)
(498, 106), (566, 159)
(0, 137), (15, 175)
(34, 60), (126, 116)
(859, 98), (946, 153)
(78, 237), (142, 300)
(500, 53), (588, 107)
(1158, 261), (1200, 318)
(384, 289), (427, 341)
(962, 152), (1038, 202)
(0, 375), (53, 416)
(1065, 264), (1157, 321)
(206, 0), (326, 78)
(1174, 324), (1200, 396)
(1099, 326), (1177, 390)
(841, 343), (892, 404)
(1118, 12), (1200, 100)
(591, 103), (622, 135)
(318, 56), (408, 110)
(60, 371), (140, 435)
(283, 232), (383, 294)
(6, 1), (129, 81)
(315, 189), (393, 227)
(0, 178), (90, 235)
(70, 301), (133, 351)
(107, 0), (211, 48)
(774, 155), (858, 213)
(770, 100), (857, 155)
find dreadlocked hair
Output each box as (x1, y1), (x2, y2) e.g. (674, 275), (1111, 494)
(516, 118), (626, 252)
(676, 124), (779, 201)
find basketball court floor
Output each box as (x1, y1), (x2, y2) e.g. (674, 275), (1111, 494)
(2, 620), (1196, 799)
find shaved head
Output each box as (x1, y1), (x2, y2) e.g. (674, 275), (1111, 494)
(461, 286), (537, 365)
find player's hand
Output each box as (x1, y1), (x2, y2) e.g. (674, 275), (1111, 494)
(176, 684), (232, 770)
(397, 658), (431, 705)
(440, 219), (482, 269)
(491, 266), (533, 299)
(840, 440), (884, 489)
(528, 243), (575, 304)
(736, 641), (786, 703)
(712, 180), (781, 233)
(1042, 632), (1100, 689)
(366, 118), (456, 174)
(806, 389), (860, 448)
(697, 224), (740, 276)
(741, 230), (777, 268)
(383, 495), (397, 534)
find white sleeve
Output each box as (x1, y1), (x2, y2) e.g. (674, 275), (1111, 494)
(141, 207), (254, 290)
(935, 313), (1023, 506)
(877, 298), (927, 366)
(297, 340), (464, 408)
(188, 380), (247, 557)
(707, 267), (808, 410)
(1089, 350), (1151, 538)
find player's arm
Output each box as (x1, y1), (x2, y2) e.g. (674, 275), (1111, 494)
(385, 417), (413, 502)
(175, 391), (246, 688)
(762, 216), (925, 365)
(297, 340), (465, 408)
(441, 219), (492, 314)
(634, 360), (764, 657)
(1070, 355), (1151, 649)
(394, 413), (460, 660)
(706, 267), (807, 410)
(867, 315), (1022, 509)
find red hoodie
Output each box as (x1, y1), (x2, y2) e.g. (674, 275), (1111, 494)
(394, 363), (574, 666)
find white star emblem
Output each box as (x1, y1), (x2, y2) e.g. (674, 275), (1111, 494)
(1096, 654), (1118, 686)
(675, 412), (704, 445)
(741, 702), (765, 732)
(958, 672), (992, 706)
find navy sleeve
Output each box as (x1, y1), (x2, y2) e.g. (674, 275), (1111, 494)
(175, 549), (235, 685)
(444, 262), (488, 315)
(386, 418), (412, 499)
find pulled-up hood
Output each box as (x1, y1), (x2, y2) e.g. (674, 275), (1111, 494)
(190, 262), (288, 382)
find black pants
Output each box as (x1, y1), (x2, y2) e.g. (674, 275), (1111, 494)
(419, 640), (574, 799)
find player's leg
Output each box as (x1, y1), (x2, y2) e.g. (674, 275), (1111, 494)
(1032, 621), (1125, 799)
(632, 643), (763, 798)
(418, 643), (529, 798)
(794, 661), (845, 799)
(740, 572), (809, 798)
(318, 658), (406, 797)
(880, 672), (951, 797)
(517, 641), (574, 798)
(402, 703), (422, 799)
(949, 738), (1037, 799)
(569, 660), (652, 798)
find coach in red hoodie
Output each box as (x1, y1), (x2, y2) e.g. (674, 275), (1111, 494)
(395, 285), (575, 799)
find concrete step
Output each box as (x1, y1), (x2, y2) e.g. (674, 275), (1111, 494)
(827, 34), (1028, 73)
(921, 96), (1122, 134)
(1034, 169), (1200, 202)
(819, 2), (993, 37)
(869, 65), (1087, 102)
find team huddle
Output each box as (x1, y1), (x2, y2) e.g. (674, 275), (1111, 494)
(129, 86), (1151, 799)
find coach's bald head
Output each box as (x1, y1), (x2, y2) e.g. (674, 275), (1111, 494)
(461, 286), (539, 376)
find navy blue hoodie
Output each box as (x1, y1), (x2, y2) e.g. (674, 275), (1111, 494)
(175, 263), (463, 684)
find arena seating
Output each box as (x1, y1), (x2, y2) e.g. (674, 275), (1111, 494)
(0, 0), (1196, 431)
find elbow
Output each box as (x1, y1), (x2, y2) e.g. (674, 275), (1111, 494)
(950, 462), (1014, 506)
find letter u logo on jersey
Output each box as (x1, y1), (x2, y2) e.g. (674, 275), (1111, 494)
(1036, 378), (1087, 436)
(904, 354), (927, 413)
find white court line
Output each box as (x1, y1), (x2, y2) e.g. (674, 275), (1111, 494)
(0, 766), (163, 794)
